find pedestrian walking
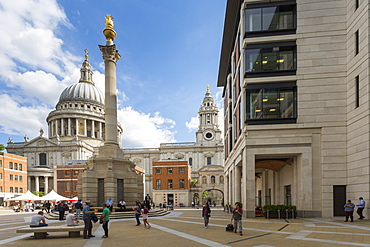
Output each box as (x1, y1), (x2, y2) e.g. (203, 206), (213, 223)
(141, 205), (151, 229)
(74, 199), (83, 220)
(132, 202), (141, 226)
(100, 203), (110, 238)
(344, 199), (355, 222)
(82, 201), (95, 239)
(356, 197), (366, 220)
(202, 202), (211, 228)
(231, 203), (243, 236)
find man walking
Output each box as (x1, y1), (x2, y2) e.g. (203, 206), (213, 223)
(82, 201), (95, 239)
(356, 197), (366, 220)
(74, 199), (82, 220)
(231, 203), (243, 236)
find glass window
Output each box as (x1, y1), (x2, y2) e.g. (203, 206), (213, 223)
(245, 3), (296, 34)
(168, 168), (173, 174)
(247, 83), (297, 122)
(156, 180), (161, 189)
(0, 187), (2, 192)
(14, 163), (18, 170)
(65, 171), (70, 177)
(39, 153), (46, 166)
(19, 176), (23, 181)
(10, 187), (13, 193)
(0, 160), (2, 167)
(15, 187), (18, 193)
(179, 168), (185, 173)
(180, 179), (185, 189)
(168, 179), (173, 189)
(207, 157), (212, 165)
(19, 164), (22, 171)
(19, 188), (23, 193)
(245, 45), (296, 74)
(9, 162), (13, 169)
(10, 174), (13, 180)
(0, 173), (2, 179)
(189, 158), (193, 166)
(156, 168), (161, 174)
(15, 175), (18, 181)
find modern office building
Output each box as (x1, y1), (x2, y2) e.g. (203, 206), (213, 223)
(218, 0), (369, 218)
(0, 153), (28, 203)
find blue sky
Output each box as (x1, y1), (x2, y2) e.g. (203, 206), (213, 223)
(0, 0), (226, 148)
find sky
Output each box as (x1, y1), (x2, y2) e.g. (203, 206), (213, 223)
(0, 0), (226, 149)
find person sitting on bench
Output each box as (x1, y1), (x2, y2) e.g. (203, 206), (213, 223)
(30, 211), (48, 227)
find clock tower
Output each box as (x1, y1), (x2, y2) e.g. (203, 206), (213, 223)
(196, 86), (222, 145)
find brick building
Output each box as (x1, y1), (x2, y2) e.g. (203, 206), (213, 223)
(54, 160), (87, 198)
(0, 153), (27, 204)
(152, 160), (191, 206)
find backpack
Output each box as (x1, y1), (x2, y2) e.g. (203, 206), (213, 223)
(143, 208), (149, 214)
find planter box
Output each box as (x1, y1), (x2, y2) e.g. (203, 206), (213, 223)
(264, 211), (297, 219)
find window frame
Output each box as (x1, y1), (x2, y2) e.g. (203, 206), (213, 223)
(156, 179), (161, 189)
(244, 1), (297, 38)
(179, 179), (185, 189)
(245, 42), (297, 78)
(167, 168), (173, 174)
(155, 168), (161, 174)
(168, 179), (173, 189)
(179, 167), (185, 173)
(246, 82), (297, 124)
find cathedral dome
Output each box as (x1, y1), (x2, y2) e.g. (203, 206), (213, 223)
(58, 82), (104, 106)
(57, 50), (104, 106)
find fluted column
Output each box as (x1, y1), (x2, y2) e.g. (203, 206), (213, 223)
(68, 118), (71, 136)
(99, 44), (121, 145)
(35, 176), (39, 192)
(99, 122), (102, 139)
(55, 120), (58, 136)
(61, 118), (64, 136)
(28, 176), (31, 191)
(92, 120), (95, 138)
(84, 119), (87, 136)
(75, 119), (78, 135)
(44, 176), (49, 193)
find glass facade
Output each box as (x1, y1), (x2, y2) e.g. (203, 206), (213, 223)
(245, 2), (296, 35)
(245, 45), (296, 74)
(247, 83), (296, 122)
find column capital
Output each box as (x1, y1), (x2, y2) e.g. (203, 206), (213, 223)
(99, 45), (120, 63)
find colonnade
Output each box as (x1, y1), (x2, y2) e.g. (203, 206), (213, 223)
(28, 175), (52, 193)
(48, 118), (105, 139)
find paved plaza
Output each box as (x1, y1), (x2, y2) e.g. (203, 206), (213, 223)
(0, 207), (370, 247)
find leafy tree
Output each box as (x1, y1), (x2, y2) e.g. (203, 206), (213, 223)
(202, 191), (208, 199)
(0, 144), (5, 154)
(32, 191), (45, 197)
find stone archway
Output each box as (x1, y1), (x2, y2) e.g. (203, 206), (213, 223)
(201, 189), (224, 206)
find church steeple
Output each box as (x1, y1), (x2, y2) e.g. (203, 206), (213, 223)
(79, 49), (94, 85)
(196, 86), (222, 144)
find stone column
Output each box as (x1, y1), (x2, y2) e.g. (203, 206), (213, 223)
(68, 118), (71, 136)
(99, 122), (102, 139)
(55, 120), (58, 136)
(61, 118), (64, 136)
(99, 44), (121, 146)
(246, 153), (256, 218)
(235, 164), (241, 203)
(28, 176), (31, 191)
(75, 119), (78, 135)
(44, 176), (49, 193)
(84, 119), (87, 136)
(92, 120), (95, 138)
(35, 176), (39, 192)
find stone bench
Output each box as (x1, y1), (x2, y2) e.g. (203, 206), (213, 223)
(16, 225), (84, 239)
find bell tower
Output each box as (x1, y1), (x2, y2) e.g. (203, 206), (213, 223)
(196, 86), (222, 145)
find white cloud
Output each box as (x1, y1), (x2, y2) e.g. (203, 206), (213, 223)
(0, 94), (50, 137)
(185, 116), (199, 132)
(118, 107), (176, 148)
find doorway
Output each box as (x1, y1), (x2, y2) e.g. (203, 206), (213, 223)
(333, 185), (346, 216)
(167, 194), (174, 205)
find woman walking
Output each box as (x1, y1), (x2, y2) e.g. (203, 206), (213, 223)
(101, 203), (111, 238)
(141, 205), (151, 229)
(202, 202), (211, 228)
(133, 202), (141, 226)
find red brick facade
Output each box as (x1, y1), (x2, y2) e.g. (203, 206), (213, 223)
(0, 153), (28, 199)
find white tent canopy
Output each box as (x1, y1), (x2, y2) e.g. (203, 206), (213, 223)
(41, 190), (71, 202)
(7, 190), (43, 201)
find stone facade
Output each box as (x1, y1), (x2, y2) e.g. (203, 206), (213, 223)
(218, 0), (369, 218)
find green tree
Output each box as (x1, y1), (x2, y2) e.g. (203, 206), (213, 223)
(32, 191), (45, 197)
(202, 191), (208, 199)
(0, 144), (5, 155)
(190, 179), (197, 188)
